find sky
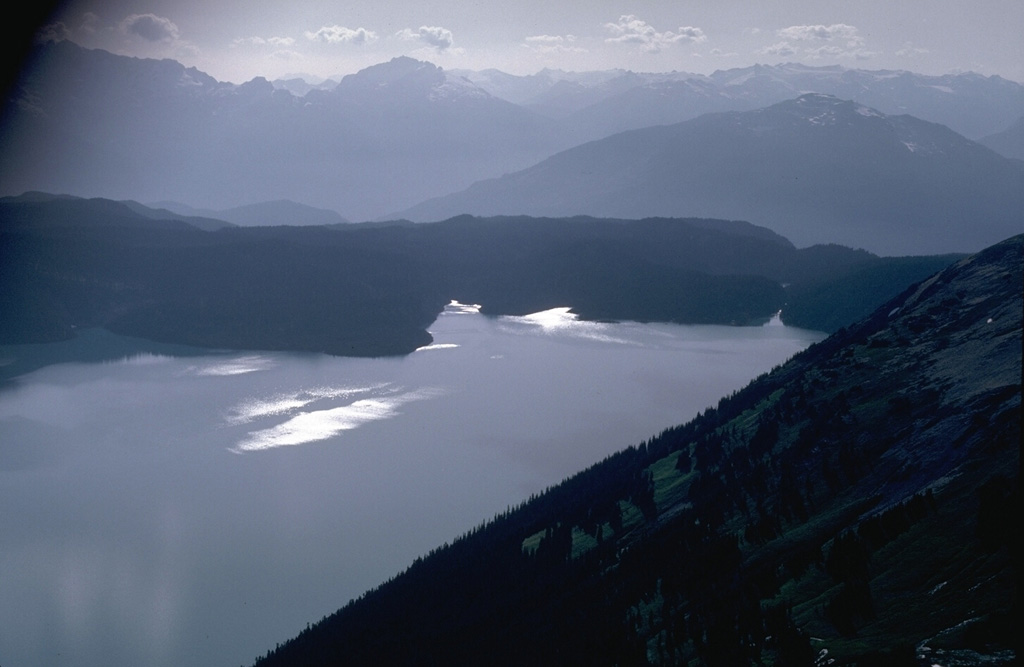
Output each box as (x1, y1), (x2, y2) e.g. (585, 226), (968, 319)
(19, 1), (1024, 84)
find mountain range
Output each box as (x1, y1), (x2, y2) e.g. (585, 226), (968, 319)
(148, 199), (350, 227)
(250, 232), (1021, 666)
(2, 41), (1022, 243)
(399, 94), (1024, 255)
(457, 62), (1024, 141)
(0, 42), (565, 222)
(979, 114), (1024, 160)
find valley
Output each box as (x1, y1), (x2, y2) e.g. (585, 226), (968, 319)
(1, 25), (1021, 667)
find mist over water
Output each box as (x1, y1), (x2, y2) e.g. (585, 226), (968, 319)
(0, 304), (822, 667)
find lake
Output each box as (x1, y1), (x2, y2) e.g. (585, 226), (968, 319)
(0, 303), (823, 666)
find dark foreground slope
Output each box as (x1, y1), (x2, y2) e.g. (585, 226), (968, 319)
(253, 235), (1021, 666)
(1, 195), (959, 358)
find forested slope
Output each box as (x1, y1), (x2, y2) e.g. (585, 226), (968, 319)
(253, 235), (1021, 666)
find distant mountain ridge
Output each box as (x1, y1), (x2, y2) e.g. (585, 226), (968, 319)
(151, 199), (350, 227)
(270, 77), (338, 97)
(2, 41), (1021, 224)
(978, 114), (1024, 160)
(460, 61), (1024, 140)
(0, 42), (567, 221)
(399, 94), (1024, 255)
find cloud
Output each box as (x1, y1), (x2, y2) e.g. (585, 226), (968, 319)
(419, 26), (454, 50)
(604, 15), (706, 53)
(762, 41), (796, 57)
(896, 41), (929, 58)
(676, 27), (707, 42)
(120, 13), (180, 43)
(523, 33), (586, 54)
(526, 34), (572, 44)
(807, 45), (846, 58)
(176, 43), (202, 59)
(808, 45), (875, 61)
(271, 49), (303, 61)
(234, 35), (296, 47)
(79, 12), (99, 34)
(305, 25), (377, 44)
(777, 23), (862, 47)
(397, 25), (454, 51)
(766, 24), (874, 60)
(36, 21), (71, 44)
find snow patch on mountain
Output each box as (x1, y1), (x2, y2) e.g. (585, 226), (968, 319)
(855, 105), (884, 118)
(430, 74), (493, 101)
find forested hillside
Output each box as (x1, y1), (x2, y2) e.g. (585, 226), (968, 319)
(253, 234), (1021, 666)
(0, 195), (959, 359)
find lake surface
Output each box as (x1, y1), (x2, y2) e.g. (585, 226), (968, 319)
(0, 304), (823, 667)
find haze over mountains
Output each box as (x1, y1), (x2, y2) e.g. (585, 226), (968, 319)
(2, 40), (1022, 249)
(150, 199), (350, 227)
(979, 114), (1024, 160)
(400, 94), (1024, 254)
(0, 42), (565, 222)
(459, 63), (1024, 140)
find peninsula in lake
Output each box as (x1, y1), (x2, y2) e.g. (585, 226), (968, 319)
(1, 194), (961, 360)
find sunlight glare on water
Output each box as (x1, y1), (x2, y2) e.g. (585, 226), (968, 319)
(232, 386), (446, 452)
(225, 384), (389, 425)
(443, 300), (482, 314)
(186, 355), (276, 376)
(0, 303), (824, 667)
(502, 307), (629, 344)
